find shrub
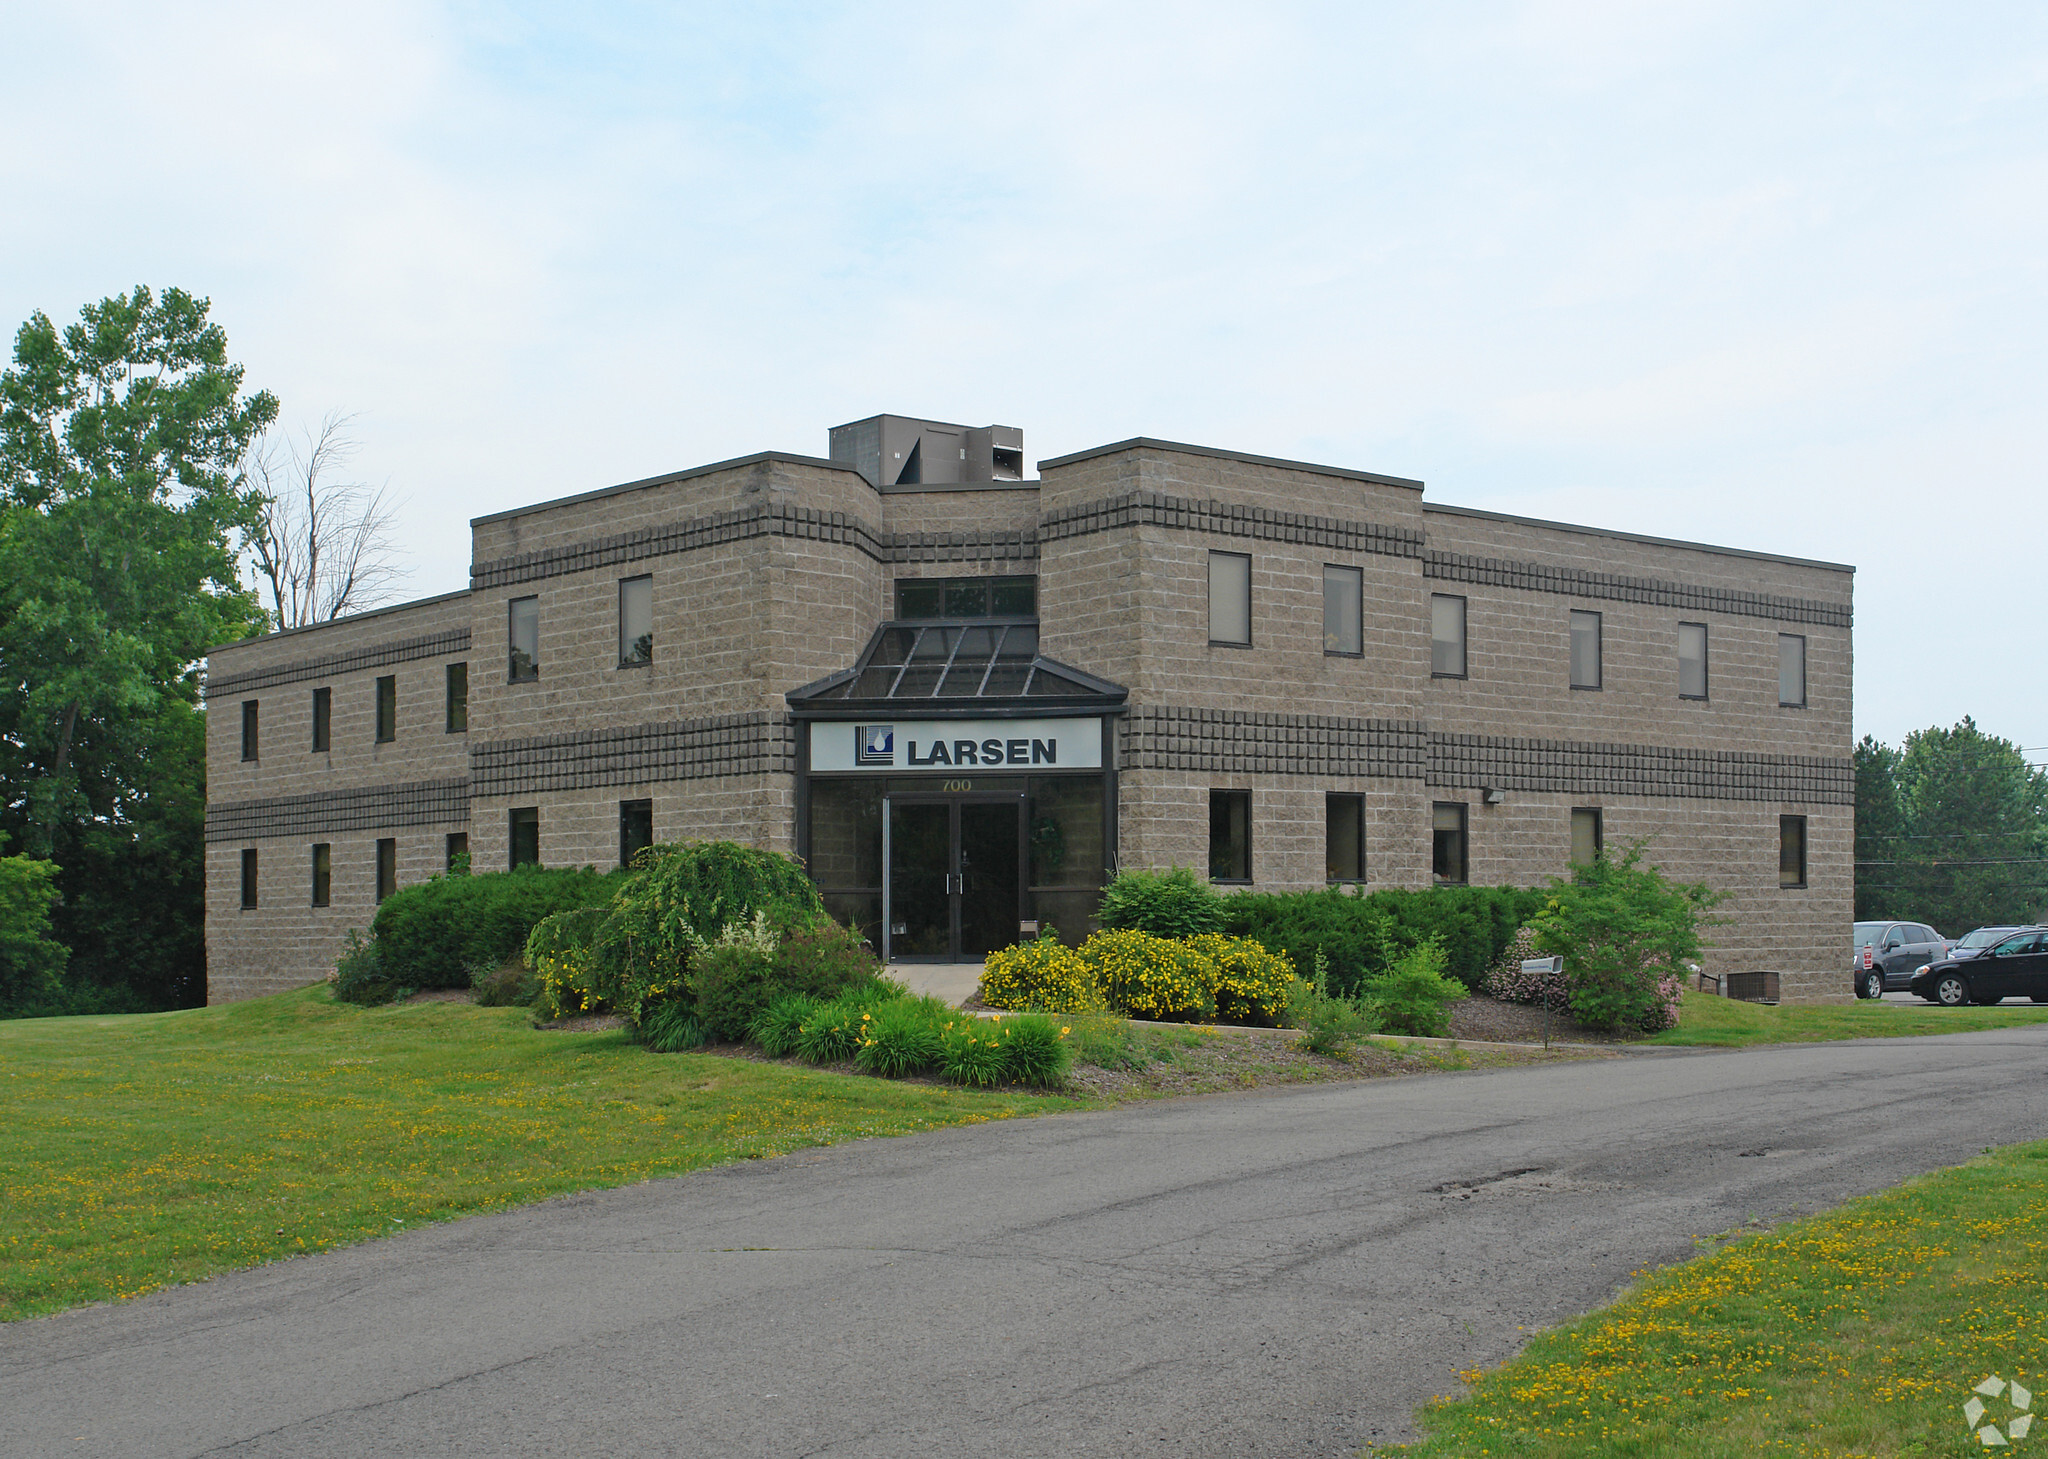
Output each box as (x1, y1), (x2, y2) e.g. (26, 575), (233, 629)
(1294, 984), (1380, 1056)
(853, 997), (948, 1077)
(999, 1013), (1074, 1087)
(1081, 928), (1217, 1022)
(641, 1000), (709, 1053)
(330, 927), (404, 1006)
(1220, 884), (1548, 996)
(0, 853), (67, 1015)
(979, 932), (1101, 1013)
(686, 931), (781, 1043)
(749, 993), (820, 1057)
(526, 907), (609, 1020)
(1483, 926), (1569, 1008)
(1536, 848), (1720, 1033)
(1188, 934), (1296, 1026)
(1363, 940), (1468, 1038)
(470, 957), (536, 1008)
(939, 1017), (1011, 1087)
(372, 865), (622, 989)
(1098, 866), (1224, 937)
(795, 987), (893, 1064)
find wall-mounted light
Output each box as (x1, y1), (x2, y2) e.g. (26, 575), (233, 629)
(1482, 787), (1506, 805)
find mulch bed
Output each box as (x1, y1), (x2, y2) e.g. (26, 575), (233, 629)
(1448, 993), (1634, 1045)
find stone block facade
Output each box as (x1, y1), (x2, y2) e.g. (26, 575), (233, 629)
(205, 430), (1855, 1005)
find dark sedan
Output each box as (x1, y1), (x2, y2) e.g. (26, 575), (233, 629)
(1909, 927), (2048, 1006)
(1949, 925), (2025, 961)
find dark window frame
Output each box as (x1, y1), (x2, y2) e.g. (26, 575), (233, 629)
(1678, 621), (1709, 701)
(1780, 814), (1808, 889)
(1778, 633), (1808, 708)
(1569, 609), (1602, 691)
(445, 662), (468, 733)
(311, 843), (332, 908)
(619, 798), (654, 868)
(893, 574), (1037, 620)
(509, 596), (540, 684)
(240, 700), (259, 761)
(1326, 792), (1366, 883)
(374, 675), (397, 744)
(618, 575), (653, 669)
(1432, 801), (1469, 885)
(1430, 594), (1468, 679)
(1207, 551), (1253, 648)
(375, 838), (397, 903)
(510, 807), (540, 869)
(1322, 563), (1363, 658)
(445, 831), (469, 873)
(1570, 806), (1603, 867)
(240, 848), (259, 909)
(1208, 788), (1252, 883)
(311, 687), (332, 751)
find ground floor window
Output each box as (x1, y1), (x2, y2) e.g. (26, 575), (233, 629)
(510, 807), (539, 868)
(1209, 790), (1251, 883)
(1326, 794), (1365, 882)
(446, 832), (469, 872)
(311, 843), (331, 907)
(1432, 803), (1468, 884)
(1570, 807), (1602, 867)
(1780, 815), (1807, 888)
(619, 799), (653, 867)
(376, 839), (397, 902)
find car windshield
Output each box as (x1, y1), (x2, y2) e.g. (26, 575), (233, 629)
(1853, 922), (1886, 949)
(1958, 928), (2008, 948)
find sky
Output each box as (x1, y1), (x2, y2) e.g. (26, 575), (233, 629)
(3, 1), (2044, 750)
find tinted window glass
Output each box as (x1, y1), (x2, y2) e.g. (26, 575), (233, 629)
(1569, 611), (1601, 689)
(1209, 790), (1251, 881)
(1779, 634), (1806, 706)
(1678, 622), (1708, 699)
(1432, 802), (1468, 884)
(1208, 553), (1251, 645)
(1430, 596), (1466, 677)
(619, 576), (652, 666)
(509, 597), (540, 682)
(1323, 566), (1362, 655)
(1326, 794), (1364, 881)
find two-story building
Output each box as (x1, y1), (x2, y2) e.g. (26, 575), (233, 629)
(204, 415), (1854, 1003)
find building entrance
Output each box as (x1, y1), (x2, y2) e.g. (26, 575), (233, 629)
(884, 792), (1024, 961)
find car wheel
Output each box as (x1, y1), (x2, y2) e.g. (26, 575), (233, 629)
(1934, 973), (1969, 1007)
(1859, 971), (1884, 1001)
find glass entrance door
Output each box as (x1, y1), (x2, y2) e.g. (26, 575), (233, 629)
(885, 795), (1024, 961)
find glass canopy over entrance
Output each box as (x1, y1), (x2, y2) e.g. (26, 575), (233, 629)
(788, 620), (1125, 708)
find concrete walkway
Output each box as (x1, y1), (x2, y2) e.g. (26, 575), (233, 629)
(887, 960), (984, 1005)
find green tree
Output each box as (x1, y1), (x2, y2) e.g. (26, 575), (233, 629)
(1895, 718), (2048, 931)
(0, 841), (68, 1014)
(1853, 735), (1907, 920)
(1534, 847), (1721, 1033)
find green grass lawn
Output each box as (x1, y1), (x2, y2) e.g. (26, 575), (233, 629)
(1647, 989), (2048, 1047)
(0, 987), (1082, 1323)
(1381, 1139), (2048, 1457)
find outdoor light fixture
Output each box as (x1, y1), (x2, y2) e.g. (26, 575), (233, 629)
(1482, 787), (1506, 805)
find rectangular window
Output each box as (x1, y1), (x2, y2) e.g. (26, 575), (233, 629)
(1208, 789), (1251, 882)
(445, 831), (469, 873)
(445, 662), (468, 733)
(510, 807), (540, 869)
(240, 700), (259, 761)
(619, 576), (653, 667)
(1779, 634), (1807, 707)
(374, 675), (397, 743)
(240, 848), (258, 909)
(311, 843), (331, 907)
(1208, 552), (1252, 646)
(619, 798), (654, 867)
(311, 687), (331, 751)
(1432, 802), (1468, 885)
(375, 838), (397, 903)
(509, 596), (540, 682)
(1430, 595), (1467, 677)
(1678, 622), (1709, 700)
(1569, 610), (1601, 690)
(1780, 815), (1807, 888)
(1570, 808), (1602, 867)
(1323, 565), (1362, 656)
(893, 575), (1036, 618)
(1326, 794), (1366, 883)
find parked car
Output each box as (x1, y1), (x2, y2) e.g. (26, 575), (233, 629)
(1909, 927), (2048, 1005)
(1852, 920), (1950, 1000)
(1947, 925), (2025, 961)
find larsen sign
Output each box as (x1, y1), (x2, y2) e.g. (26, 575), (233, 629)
(809, 718), (1103, 774)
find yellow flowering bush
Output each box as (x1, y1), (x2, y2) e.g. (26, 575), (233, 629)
(1081, 928), (1217, 1022)
(527, 908), (608, 1020)
(1188, 934), (1296, 1026)
(978, 935), (1103, 1013)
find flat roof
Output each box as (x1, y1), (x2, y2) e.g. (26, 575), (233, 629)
(1037, 437), (1426, 491)
(205, 588), (472, 656)
(469, 451), (868, 528)
(1423, 502), (1856, 575)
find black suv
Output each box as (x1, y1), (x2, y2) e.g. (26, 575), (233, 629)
(1909, 927), (2048, 1006)
(1852, 920), (1949, 1000)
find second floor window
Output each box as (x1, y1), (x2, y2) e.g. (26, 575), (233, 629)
(446, 662), (468, 733)
(311, 686), (331, 751)
(1208, 552), (1251, 646)
(1323, 565), (1362, 655)
(374, 675), (397, 743)
(1678, 622), (1709, 700)
(619, 576), (653, 666)
(1569, 610), (1601, 690)
(509, 597), (540, 682)
(1779, 634), (1807, 707)
(1430, 595), (1466, 678)
(240, 700), (259, 761)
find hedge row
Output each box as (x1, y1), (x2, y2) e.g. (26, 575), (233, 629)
(1219, 884), (1548, 998)
(368, 865), (627, 989)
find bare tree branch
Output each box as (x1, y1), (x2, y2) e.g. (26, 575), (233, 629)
(241, 414), (410, 630)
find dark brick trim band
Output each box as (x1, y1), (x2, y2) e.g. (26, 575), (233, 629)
(1043, 491), (1425, 559)
(470, 711), (796, 796)
(204, 776), (471, 843)
(472, 504), (1035, 587)
(1423, 552), (1852, 627)
(204, 629), (473, 700)
(1428, 733), (1854, 804)
(1122, 707), (1429, 779)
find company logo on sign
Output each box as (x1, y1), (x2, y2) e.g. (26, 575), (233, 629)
(855, 725), (895, 766)
(906, 735), (1057, 767)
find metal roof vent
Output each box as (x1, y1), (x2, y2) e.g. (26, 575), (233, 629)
(828, 414), (1024, 488)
